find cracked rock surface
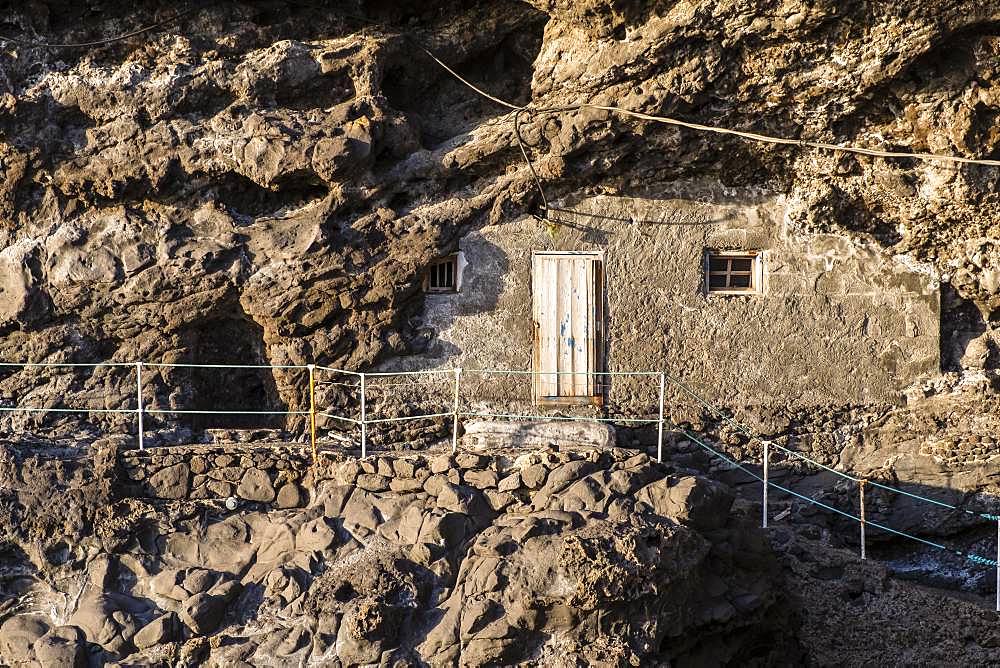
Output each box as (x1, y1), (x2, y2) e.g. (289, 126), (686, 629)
(0, 445), (796, 666)
(3, 1), (1000, 665)
(0, 0), (999, 435)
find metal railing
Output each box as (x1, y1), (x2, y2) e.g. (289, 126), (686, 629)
(318, 367), (670, 459)
(0, 362), (669, 457)
(1, 359), (998, 609)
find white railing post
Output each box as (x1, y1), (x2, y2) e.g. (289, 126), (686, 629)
(359, 373), (367, 459)
(135, 361), (144, 451)
(656, 372), (665, 463)
(451, 368), (462, 454)
(859, 479), (867, 560)
(307, 364), (317, 467)
(762, 440), (769, 529)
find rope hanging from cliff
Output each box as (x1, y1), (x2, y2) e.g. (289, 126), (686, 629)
(7, 5), (1000, 169)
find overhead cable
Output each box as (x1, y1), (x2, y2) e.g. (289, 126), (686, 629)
(403, 25), (1000, 217)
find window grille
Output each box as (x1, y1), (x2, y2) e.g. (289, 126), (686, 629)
(706, 251), (760, 294)
(425, 256), (458, 292)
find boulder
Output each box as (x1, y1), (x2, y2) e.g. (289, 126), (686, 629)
(237, 468), (276, 502)
(342, 490), (381, 534)
(497, 471), (522, 492)
(133, 612), (177, 650)
(264, 567), (304, 607)
(377, 503), (425, 545)
(390, 476), (426, 492)
(430, 454), (453, 474)
(637, 476), (734, 530)
(436, 482), (472, 513)
(207, 479), (234, 497)
(0, 614), (49, 665)
(520, 464), (548, 489)
(540, 460), (597, 496)
(295, 517), (338, 552)
(356, 473), (390, 492)
(484, 489), (517, 512)
(209, 580), (243, 603)
(150, 568), (188, 601)
(455, 452), (489, 469)
(464, 469), (499, 489)
(147, 462), (191, 499)
(393, 458), (420, 478)
(276, 482), (304, 508)
(180, 592), (228, 635)
(190, 455), (209, 474)
(32, 626), (87, 668)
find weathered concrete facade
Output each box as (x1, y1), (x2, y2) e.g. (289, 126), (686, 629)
(397, 186), (940, 418)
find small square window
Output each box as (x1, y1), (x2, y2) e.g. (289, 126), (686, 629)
(424, 255), (459, 293)
(705, 251), (760, 294)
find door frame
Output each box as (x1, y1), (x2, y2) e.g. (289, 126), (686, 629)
(530, 250), (606, 406)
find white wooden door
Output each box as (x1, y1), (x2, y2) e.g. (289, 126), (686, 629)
(532, 252), (603, 403)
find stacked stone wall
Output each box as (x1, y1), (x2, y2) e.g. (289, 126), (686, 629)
(119, 444), (314, 507)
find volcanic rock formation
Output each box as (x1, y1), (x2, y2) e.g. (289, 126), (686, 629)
(2, 1), (1000, 665)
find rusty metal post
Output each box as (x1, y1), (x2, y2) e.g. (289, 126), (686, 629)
(656, 372), (665, 463)
(859, 479), (867, 560)
(360, 373), (367, 459)
(451, 368), (462, 454)
(135, 361), (144, 451)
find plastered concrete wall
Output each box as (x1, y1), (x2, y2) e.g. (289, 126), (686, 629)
(392, 190), (940, 419)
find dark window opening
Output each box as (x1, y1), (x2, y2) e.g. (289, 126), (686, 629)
(706, 251), (760, 294)
(424, 255), (459, 293)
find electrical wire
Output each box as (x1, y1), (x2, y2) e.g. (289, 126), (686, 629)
(384, 18), (1000, 217)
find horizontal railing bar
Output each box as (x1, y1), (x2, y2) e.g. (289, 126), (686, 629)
(466, 368), (661, 377)
(0, 406), (134, 414)
(0, 362), (135, 368)
(143, 409), (311, 415)
(318, 413), (361, 424)
(314, 366), (363, 375)
(364, 411), (454, 424)
(362, 369), (457, 377)
(143, 363), (308, 370)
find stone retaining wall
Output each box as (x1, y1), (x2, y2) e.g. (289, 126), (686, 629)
(118, 444), (314, 508)
(116, 421), (672, 517)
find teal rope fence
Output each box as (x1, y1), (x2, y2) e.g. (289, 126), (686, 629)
(662, 372), (1000, 523)
(679, 428), (998, 569)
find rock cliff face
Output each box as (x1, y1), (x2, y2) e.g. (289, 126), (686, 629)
(3, 1), (1000, 665)
(0, 0), (998, 427)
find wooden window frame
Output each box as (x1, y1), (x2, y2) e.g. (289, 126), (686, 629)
(423, 254), (459, 293)
(705, 250), (762, 295)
